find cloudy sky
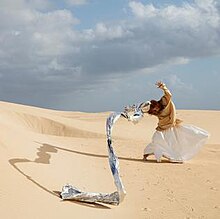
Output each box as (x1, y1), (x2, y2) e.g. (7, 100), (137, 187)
(0, 0), (220, 112)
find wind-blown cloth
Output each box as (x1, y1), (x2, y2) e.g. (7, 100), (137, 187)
(60, 101), (150, 205)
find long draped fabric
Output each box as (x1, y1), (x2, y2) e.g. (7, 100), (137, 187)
(60, 102), (148, 205)
(60, 112), (126, 205)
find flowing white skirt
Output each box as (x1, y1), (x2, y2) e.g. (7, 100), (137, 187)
(144, 124), (209, 162)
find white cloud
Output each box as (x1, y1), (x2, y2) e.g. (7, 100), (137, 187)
(129, 2), (158, 18)
(0, 0), (52, 10)
(93, 22), (131, 40)
(0, 0), (220, 110)
(129, 0), (220, 28)
(65, 0), (88, 6)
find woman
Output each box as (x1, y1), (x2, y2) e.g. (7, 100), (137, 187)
(143, 81), (209, 163)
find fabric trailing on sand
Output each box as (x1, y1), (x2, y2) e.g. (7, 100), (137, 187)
(60, 101), (150, 205)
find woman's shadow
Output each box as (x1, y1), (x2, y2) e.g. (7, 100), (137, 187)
(8, 143), (112, 209)
(8, 142), (171, 209)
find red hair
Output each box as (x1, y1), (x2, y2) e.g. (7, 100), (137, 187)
(148, 100), (164, 115)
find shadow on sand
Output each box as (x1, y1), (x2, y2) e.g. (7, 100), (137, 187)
(8, 142), (174, 209)
(8, 143), (112, 209)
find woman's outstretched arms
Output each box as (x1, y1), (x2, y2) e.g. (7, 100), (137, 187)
(155, 81), (172, 101)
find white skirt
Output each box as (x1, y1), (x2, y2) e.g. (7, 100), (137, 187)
(144, 124), (209, 162)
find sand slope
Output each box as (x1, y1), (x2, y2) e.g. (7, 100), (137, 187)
(0, 101), (219, 219)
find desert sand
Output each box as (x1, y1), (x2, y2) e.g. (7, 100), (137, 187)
(0, 101), (219, 219)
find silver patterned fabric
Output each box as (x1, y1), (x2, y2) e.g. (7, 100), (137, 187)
(60, 184), (120, 205)
(60, 101), (150, 205)
(106, 112), (126, 203)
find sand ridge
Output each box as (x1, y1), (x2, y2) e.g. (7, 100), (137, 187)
(0, 101), (219, 219)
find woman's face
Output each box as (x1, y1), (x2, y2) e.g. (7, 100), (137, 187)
(151, 105), (161, 115)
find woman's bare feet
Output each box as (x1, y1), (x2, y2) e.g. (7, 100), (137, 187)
(143, 154), (153, 160)
(143, 154), (149, 160)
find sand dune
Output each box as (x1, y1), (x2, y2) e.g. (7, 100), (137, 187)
(0, 101), (219, 219)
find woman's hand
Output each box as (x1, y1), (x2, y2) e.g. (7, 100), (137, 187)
(155, 81), (164, 88)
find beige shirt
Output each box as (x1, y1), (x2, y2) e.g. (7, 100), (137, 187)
(156, 85), (182, 131)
